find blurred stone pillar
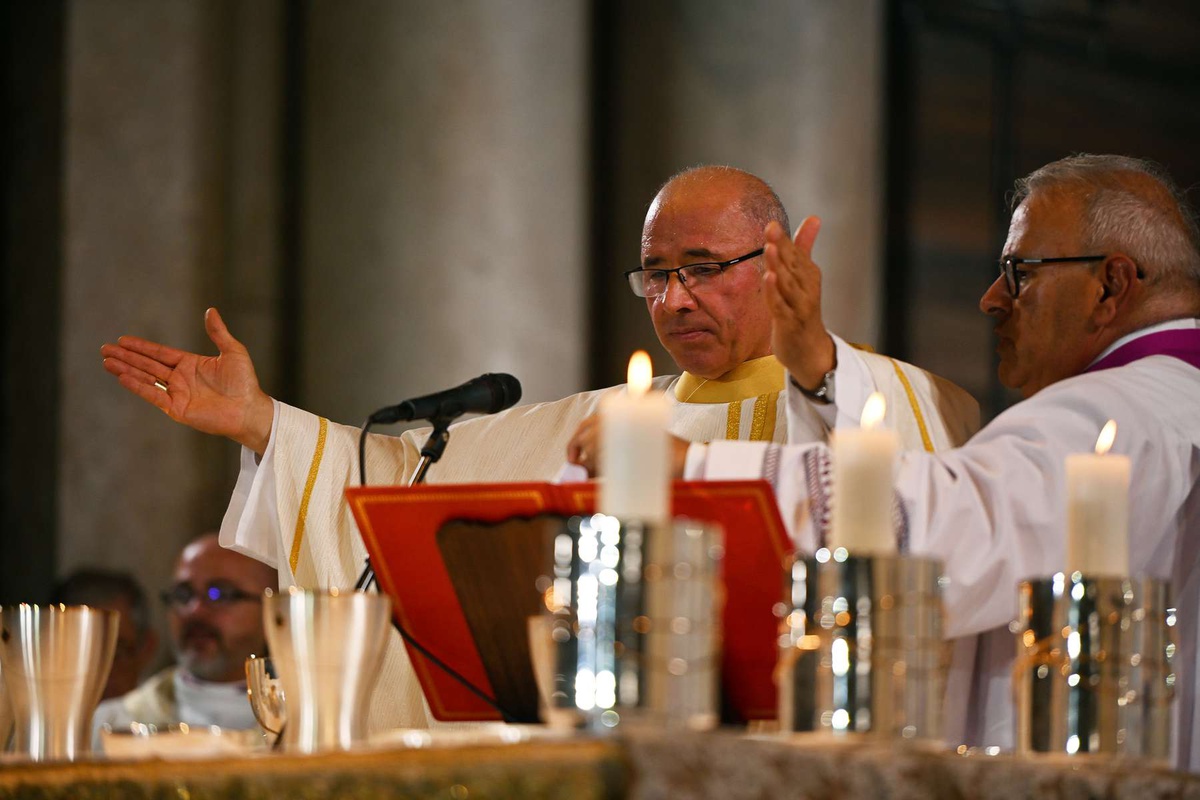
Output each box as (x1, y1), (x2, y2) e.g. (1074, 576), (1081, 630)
(594, 0), (885, 386)
(59, 0), (283, 623)
(300, 0), (590, 423)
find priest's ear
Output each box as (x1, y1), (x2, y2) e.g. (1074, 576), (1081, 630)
(1094, 254), (1141, 324)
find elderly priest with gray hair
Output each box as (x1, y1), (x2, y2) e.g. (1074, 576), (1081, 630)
(100, 165), (979, 731)
(685, 154), (1200, 770)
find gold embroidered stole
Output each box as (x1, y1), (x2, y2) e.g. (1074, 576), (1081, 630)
(673, 355), (785, 442)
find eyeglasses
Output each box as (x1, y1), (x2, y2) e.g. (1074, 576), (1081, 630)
(624, 247), (764, 298)
(160, 581), (262, 610)
(998, 254), (1106, 298)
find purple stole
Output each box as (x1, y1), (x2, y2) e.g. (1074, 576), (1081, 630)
(1085, 326), (1200, 373)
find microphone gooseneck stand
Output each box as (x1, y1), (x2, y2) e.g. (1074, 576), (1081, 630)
(355, 415), (451, 590)
(353, 414), (516, 722)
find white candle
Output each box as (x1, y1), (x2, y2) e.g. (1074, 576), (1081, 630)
(1065, 420), (1130, 577)
(600, 351), (670, 525)
(829, 392), (899, 555)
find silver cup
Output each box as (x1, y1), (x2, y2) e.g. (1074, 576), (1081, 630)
(0, 604), (118, 761)
(263, 588), (391, 753)
(1014, 574), (1175, 759)
(778, 552), (945, 741)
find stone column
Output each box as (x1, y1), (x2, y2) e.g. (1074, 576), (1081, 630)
(299, 0), (590, 425)
(59, 0), (283, 615)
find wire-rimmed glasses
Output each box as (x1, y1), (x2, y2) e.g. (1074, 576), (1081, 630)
(624, 247), (764, 298)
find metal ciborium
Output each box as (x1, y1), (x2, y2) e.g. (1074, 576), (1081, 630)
(263, 588), (390, 753)
(245, 654), (285, 746)
(1014, 573), (1174, 759)
(548, 515), (723, 731)
(778, 550), (946, 742)
(0, 604), (119, 761)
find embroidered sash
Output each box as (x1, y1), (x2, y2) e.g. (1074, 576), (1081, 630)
(674, 355), (785, 442)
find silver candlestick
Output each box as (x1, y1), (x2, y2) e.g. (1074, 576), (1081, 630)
(778, 550), (946, 741)
(548, 514), (723, 731)
(1014, 573), (1174, 759)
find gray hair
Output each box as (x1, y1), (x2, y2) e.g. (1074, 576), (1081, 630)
(1012, 154), (1200, 290)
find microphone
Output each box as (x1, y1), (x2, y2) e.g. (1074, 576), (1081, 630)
(368, 373), (522, 425)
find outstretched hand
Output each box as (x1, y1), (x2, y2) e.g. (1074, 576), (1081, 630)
(566, 413), (690, 479)
(100, 308), (275, 454)
(763, 216), (836, 389)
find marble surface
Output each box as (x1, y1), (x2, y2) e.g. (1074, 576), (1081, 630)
(1, 730), (1197, 800)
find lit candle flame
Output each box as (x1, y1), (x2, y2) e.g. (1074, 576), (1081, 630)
(860, 392), (886, 429)
(627, 350), (653, 396)
(1094, 419), (1117, 455)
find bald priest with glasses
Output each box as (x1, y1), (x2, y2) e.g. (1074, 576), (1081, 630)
(100, 165), (980, 730)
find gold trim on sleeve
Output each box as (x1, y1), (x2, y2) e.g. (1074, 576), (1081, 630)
(725, 400), (742, 440)
(290, 416), (329, 574)
(749, 391), (778, 442)
(888, 359), (934, 452)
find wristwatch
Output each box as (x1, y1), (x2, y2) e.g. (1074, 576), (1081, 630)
(794, 369), (836, 405)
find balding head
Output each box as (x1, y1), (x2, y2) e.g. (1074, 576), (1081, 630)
(165, 532), (277, 683)
(638, 166), (788, 378)
(646, 166), (790, 246)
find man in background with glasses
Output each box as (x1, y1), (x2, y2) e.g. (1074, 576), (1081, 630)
(685, 154), (1200, 769)
(100, 166), (979, 730)
(92, 533), (276, 738)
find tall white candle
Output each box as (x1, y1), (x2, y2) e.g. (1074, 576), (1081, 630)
(829, 392), (899, 555)
(600, 351), (670, 525)
(1065, 420), (1130, 577)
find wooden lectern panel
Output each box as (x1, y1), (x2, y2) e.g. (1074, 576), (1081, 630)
(436, 515), (562, 723)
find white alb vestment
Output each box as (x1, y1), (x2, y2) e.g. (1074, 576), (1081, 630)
(220, 351), (978, 730)
(91, 667), (259, 747)
(686, 320), (1200, 770)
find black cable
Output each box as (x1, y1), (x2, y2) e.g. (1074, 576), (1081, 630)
(353, 413), (517, 721)
(390, 618), (516, 723)
(358, 418), (371, 488)
(355, 419), (375, 591)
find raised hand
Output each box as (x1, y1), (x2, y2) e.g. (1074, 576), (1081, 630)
(763, 216), (836, 389)
(100, 308), (275, 454)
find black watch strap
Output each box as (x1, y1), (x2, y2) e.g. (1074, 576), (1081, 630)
(793, 369), (836, 405)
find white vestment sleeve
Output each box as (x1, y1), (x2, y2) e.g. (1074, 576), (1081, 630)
(895, 363), (1191, 640)
(787, 334), (877, 435)
(218, 399), (284, 575)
